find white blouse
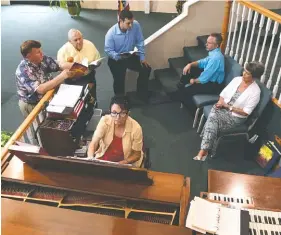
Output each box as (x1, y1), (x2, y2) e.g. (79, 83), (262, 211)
(220, 76), (261, 118)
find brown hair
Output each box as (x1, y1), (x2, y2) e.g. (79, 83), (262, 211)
(20, 40), (41, 57)
(210, 33), (223, 47)
(245, 61), (265, 79)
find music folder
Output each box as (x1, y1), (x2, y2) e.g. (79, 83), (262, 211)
(186, 197), (250, 235)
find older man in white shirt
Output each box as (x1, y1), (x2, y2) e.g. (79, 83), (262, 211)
(57, 29), (100, 100)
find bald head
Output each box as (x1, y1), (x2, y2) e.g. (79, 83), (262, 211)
(68, 29), (83, 51)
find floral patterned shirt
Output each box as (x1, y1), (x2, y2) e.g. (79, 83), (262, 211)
(15, 55), (60, 104)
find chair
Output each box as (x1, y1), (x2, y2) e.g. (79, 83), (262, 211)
(141, 147), (151, 169)
(192, 55), (243, 128)
(196, 80), (272, 156)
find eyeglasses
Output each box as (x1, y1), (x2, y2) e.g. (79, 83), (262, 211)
(110, 111), (128, 118)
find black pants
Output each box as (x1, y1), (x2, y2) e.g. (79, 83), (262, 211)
(179, 71), (223, 113)
(65, 70), (97, 99)
(108, 55), (151, 97)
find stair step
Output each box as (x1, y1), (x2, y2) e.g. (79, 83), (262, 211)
(154, 68), (180, 94)
(168, 57), (188, 78)
(183, 46), (208, 62)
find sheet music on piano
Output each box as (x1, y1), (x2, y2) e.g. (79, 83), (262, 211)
(185, 197), (250, 235)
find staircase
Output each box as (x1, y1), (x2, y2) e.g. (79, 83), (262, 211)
(153, 8), (281, 100)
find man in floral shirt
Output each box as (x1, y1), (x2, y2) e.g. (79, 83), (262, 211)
(15, 40), (75, 144)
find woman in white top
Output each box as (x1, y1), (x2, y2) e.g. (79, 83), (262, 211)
(194, 61), (265, 161)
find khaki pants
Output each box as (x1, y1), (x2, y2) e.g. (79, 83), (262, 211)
(18, 100), (44, 145)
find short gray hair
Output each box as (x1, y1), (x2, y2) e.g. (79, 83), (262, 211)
(68, 29), (82, 41)
(245, 61), (265, 79)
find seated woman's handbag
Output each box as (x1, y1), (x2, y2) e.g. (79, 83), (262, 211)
(256, 140), (281, 175)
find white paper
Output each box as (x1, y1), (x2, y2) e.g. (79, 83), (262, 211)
(46, 105), (66, 114)
(186, 201), (207, 233)
(217, 207), (241, 235)
(81, 58), (89, 67)
(49, 84), (83, 108)
(120, 47), (139, 55)
(89, 57), (106, 66)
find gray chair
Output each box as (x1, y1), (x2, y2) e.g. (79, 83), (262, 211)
(192, 55), (243, 128)
(196, 80), (272, 156)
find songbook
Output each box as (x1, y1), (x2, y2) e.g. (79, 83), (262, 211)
(70, 57), (106, 77)
(186, 197), (249, 235)
(120, 48), (139, 57)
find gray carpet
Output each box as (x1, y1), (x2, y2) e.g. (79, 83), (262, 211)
(1, 5), (263, 199)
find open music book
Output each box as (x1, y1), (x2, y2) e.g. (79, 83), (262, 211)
(70, 57), (106, 77)
(120, 48), (139, 57)
(186, 197), (249, 235)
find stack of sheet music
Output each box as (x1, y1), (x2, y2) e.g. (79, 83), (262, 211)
(185, 197), (250, 235)
(46, 84), (86, 119)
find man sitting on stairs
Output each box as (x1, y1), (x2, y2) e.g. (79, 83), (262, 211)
(178, 33), (225, 112)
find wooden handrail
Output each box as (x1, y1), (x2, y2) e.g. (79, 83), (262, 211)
(221, 0), (232, 53)
(1, 90), (55, 163)
(238, 0), (281, 24)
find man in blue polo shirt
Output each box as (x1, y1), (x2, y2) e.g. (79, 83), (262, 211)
(179, 33), (225, 110)
(105, 10), (151, 103)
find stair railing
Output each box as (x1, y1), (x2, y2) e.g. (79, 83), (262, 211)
(1, 90), (55, 167)
(221, 0), (281, 106)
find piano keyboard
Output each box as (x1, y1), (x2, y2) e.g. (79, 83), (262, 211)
(249, 222), (281, 235)
(201, 192), (254, 206)
(244, 209), (281, 225)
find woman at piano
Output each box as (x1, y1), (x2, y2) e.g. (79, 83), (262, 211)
(87, 95), (143, 167)
(194, 61), (265, 161)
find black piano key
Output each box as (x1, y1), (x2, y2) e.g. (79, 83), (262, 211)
(275, 231), (278, 235)
(218, 196), (221, 201)
(224, 197), (226, 201)
(268, 217), (272, 224)
(260, 229), (264, 235)
(278, 218), (281, 225)
(254, 215), (258, 223)
(271, 231), (274, 235)
(214, 196), (217, 200)
(237, 198), (240, 203)
(253, 229), (257, 235)
(265, 216), (268, 224)
(227, 198), (230, 202)
(258, 216), (262, 223)
(231, 198), (234, 202)
(247, 199), (250, 204)
(241, 199), (244, 203)
(272, 217), (276, 224)
(265, 230), (268, 235)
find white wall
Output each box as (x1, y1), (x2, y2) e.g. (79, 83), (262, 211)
(81, 0), (178, 13)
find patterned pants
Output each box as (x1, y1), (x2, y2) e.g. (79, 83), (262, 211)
(200, 106), (245, 155)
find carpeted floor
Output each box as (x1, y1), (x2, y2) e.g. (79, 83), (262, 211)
(1, 5), (263, 200)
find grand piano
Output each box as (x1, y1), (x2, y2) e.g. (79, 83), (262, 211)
(1, 151), (191, 229)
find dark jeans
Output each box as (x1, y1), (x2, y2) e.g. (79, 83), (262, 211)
(65, 70), (97, 99)
(179, 70), (223, 113)
(108, 55), (151, 98)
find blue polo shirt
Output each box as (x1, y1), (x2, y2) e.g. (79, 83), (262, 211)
(104, 20), (145, 61)
(197, 48), (225, 84)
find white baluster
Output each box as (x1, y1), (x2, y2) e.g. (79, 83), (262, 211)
(245, 11), (259, 64)
(272, 68), (281, 98)
(261, 22), (279, 83)
(225, 0), (237, 55)
(267, 32), (281, 89)
(259, 18), (272, 62)
(230, 3), (241, 58)
(235, 6), (246, 61)
(239, 9), (252, 65)
(252, 15), (265, 61)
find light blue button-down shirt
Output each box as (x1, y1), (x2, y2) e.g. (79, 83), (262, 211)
(197, 48), (225, 84)
(105, 20), (145, 61)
